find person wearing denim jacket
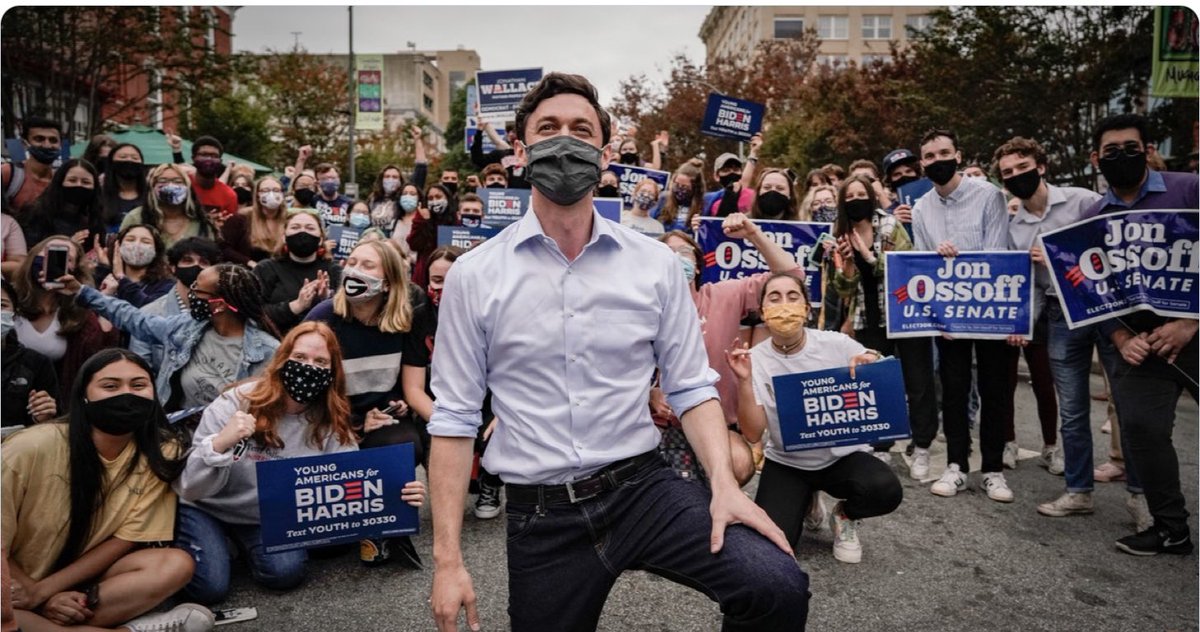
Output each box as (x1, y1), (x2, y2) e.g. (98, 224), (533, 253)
(70, 263), (279, 412)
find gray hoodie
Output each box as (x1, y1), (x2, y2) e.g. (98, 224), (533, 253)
(175, 382), (357, 525)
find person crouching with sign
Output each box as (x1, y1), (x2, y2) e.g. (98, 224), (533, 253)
(726, 273), (902, 563)
(173, 321), (427, 604)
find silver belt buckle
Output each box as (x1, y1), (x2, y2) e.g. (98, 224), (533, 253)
(565, 480), (594, 504)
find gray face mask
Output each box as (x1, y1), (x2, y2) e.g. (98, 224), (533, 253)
(523, 135), (602, 206)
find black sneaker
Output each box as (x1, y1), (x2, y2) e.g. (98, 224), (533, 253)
(474, 479), (502, 520)
(1115, 527), (1194, 556)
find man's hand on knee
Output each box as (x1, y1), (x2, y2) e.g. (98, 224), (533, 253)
(708, 487), (792, 556)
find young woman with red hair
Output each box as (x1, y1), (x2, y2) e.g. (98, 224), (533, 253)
(172, 321), (426, 604)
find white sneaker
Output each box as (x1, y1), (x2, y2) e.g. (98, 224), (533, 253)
(803, 492), (826, 532)
(1127, 492), (1153, 533)
(872, 450), (892, 465)
(910, 447), (931, 480)
(124, 603), (214, 632)
(982, 472), (1015, 503)
(930, 464), (966, 497)
(1037, 492), (1094, 517)
(1002, 441), (1019, 469)
(828, 503), (862, 564)
(1048, 446), (1064, 476)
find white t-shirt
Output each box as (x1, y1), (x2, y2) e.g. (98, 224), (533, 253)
(750, 328), (871, 471)
(621, 211), (665, 236)
(13, 312), (67, 362)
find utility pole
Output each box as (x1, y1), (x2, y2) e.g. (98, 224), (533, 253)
(347, 6), (356, 186)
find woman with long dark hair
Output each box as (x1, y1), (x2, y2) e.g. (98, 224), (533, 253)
(173, 321), (426, 603)
(2, 349), (214, 630)
(12, 236), (119, 398)
(17, 158), (106, 248)
(406, 183), (458, 289)
(95, 224), (174, 308)
(98, 143), (149, 232)
(254, 209), (341, 334)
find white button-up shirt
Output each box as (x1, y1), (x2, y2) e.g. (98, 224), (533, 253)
(911, 174), (1010, 252)
(428, 207), (719, 485)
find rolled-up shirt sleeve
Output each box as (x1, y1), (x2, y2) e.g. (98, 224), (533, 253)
(653, 252), (719, 417)
(428, 261), (488, 437)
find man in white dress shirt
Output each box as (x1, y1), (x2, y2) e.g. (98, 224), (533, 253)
(427, 72), (809, 632)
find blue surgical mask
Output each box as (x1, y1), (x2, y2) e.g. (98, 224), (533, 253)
(678, 255), (696, 284)
(0, 310), (14, 339)
(400, 195), (419, 212)
(349, 214), (371, 229)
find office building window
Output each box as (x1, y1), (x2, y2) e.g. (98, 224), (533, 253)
(423, 94), (434, 111)
(906, 14), (932, 35)
(816, 54), (848, 68)
(818, 15), (848, 40)
(774, 17), (804, 39)
(423, 71), (434, 89)
(862, 15), (892, 40)
(862, 53), (893, 65)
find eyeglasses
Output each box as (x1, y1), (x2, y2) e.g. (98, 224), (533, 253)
(1100, 142), (1144, 160)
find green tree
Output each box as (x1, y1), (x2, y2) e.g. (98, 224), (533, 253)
(244, 47), (350, 167)
(439, 81), (476, 179)
(1, 6), (237, 138)
(182, 86), (277, 167)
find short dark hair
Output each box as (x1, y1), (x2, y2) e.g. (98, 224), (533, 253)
(920, 128), (958, 152)
(480, 163), (507, 182)
(459, 192), (483, 206)
(1092, 113), (1149, 151)
(21, 117), (62, 140)
(992, 136), (1047, 171)
(191, 135), (223, 157)
(314, 162), (338, 177)
(821, 163), (846, 180)
(513, 72), (612, 146)
(167, 236), (222, 268)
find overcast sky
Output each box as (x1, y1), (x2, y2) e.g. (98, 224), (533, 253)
(231, 5), (711, 107)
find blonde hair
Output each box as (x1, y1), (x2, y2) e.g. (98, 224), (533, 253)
(332, 239), (413, 333)
(143, 163), (213, 237)
(800, 184), (838, 222)
(245, 176), (285, 254)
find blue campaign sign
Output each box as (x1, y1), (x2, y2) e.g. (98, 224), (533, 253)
(1039, 209), (1200, 329)
(606, 164), (669, 209)
(884, 252), (1034, 339)
(694, 217), (828, 303)
(895, 177), (933, 208)
(475, 187), (530, 227)
(465, 85), (507, 154)
(594, 197), (622, 223)
(437, 225), (502, 249)
(774, 357), (911, 451)
(475, 68), (542, 124)
(257, 444), (418, 553)
(327, 225), (363, 262)
(700, 93), (766, 142)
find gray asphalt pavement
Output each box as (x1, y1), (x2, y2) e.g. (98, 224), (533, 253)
(221, 371), (1199, 631)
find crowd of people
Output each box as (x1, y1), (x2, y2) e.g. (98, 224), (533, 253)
(0, 69), (1195, 631)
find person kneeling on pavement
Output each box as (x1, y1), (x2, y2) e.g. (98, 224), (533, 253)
(727, 273), (903, 564)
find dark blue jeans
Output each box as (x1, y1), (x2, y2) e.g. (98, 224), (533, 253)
(174, 503), (307, 604)
(504, 458), (810, 631)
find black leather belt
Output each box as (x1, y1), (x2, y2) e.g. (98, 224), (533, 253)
(506, 451), (662, 506)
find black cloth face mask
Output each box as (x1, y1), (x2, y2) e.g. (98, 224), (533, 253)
(85, 392), (156, 435)
(524, 136), (602, 206)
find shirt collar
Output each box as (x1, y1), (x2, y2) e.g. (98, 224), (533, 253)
(513, 204), (623, 252)
(1014, 184), (1067, 224)
(1101, 169), (1165, 209)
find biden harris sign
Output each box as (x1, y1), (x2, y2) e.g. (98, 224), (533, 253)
(773, 358), (911, 451)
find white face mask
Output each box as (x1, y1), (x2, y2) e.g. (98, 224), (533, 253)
(259, 191), (283, 209)
(119, 242), (156, 267)
(382, 178), (402, 194)
(0, 310), (14, 339)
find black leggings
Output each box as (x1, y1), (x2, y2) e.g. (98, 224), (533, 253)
(360, 416), (430, 468)
(754, 452), (903, 549)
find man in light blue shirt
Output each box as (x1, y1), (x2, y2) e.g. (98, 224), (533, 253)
(911, 128), (1017, 504)
(426, 73), (808, 632)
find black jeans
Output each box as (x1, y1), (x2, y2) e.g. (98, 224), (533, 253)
(935, 338), (1013, 473)
(755, 452), (903, 548)
(856, 327), (940, 451)
(1108, 336), (1198, 534)
(504, 457), (810, 631)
